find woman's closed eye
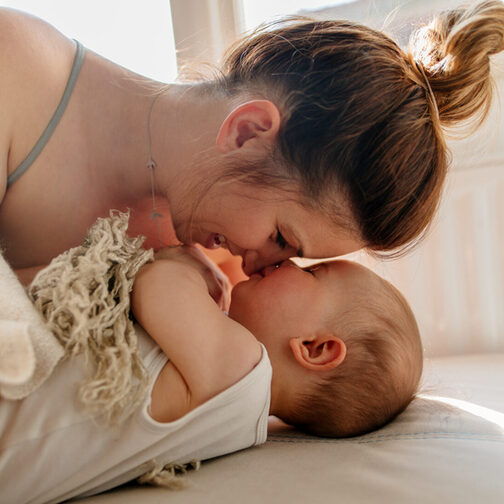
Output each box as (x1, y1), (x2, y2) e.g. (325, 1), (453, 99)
(275, 229), (288, 250)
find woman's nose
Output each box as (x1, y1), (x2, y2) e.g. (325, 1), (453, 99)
(242, 250), (259, 276)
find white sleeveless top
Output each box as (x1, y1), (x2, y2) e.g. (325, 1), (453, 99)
(0, 326), (272, 504)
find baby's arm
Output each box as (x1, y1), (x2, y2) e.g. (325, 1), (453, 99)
(153, 245), (231, 311)
(131, 247), (261, 409)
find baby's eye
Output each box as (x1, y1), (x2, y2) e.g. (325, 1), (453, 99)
(304, 264), (321, 275)
(275, 229), (288, 250)
(304, 267), (316, 275)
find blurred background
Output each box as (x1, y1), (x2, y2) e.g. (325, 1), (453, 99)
(2, 0), (503, 358)
(0, 0), (474, 81)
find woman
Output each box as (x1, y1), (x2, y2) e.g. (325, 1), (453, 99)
(1, 1), (503, 289)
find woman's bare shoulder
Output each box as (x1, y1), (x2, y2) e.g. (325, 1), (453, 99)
(0, 8), (75, 85)
(0, 8), (77, 199)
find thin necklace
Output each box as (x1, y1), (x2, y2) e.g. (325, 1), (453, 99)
(146, 93), (164, 249)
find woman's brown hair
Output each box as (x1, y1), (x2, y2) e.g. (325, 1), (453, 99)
(218, 0), (504, 254)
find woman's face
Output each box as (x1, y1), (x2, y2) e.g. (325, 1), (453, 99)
(182, 183), (364, 275)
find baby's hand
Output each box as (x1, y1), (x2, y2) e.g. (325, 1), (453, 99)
(154, 246), (231, 312)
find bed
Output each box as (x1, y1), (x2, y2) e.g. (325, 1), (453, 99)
(75, 353), (504, 504)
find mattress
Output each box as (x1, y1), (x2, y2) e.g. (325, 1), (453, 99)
(75, 352), (504, 504)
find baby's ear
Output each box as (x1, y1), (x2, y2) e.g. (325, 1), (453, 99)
(289, 333), (346, 372)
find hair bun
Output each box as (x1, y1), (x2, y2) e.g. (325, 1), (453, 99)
(409, 0), (504, 126)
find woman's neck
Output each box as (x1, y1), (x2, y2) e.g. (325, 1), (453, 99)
(87, 66), (229, 206)
(80, 49), (233, 242)
(77, 50), (159, 207)
(146, 83), (231, 231)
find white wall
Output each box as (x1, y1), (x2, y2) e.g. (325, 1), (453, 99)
(350, 62), (504, 357)
(0, 0), (177, 82)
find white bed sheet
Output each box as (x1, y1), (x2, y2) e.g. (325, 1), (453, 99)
(75, 352), (504, 504)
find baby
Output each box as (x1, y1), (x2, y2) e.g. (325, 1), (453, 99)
(133, 246), (423, 438)
(0, 244), (422, 503)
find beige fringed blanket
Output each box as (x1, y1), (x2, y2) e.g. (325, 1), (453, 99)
(0, 253), (64, 399)
(1, 211), (198, 487)
(26, 211), (154, 424)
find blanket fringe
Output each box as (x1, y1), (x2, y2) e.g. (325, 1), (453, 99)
(28, 211), (154, 425)
(137, 460), (201, 489)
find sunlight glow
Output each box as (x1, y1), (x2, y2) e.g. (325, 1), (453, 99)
(419, 394), (504, 430)
(241, 0), (355, 30)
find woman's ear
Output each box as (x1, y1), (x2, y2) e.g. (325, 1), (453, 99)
(216, 100), (281, 153)
(289, 334), (347, 372)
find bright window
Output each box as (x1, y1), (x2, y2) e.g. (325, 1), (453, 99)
(240, 0), (354, 31)
(0, 0), (177, 82)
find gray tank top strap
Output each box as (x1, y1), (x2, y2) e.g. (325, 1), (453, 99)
(6, 40), (85, 188)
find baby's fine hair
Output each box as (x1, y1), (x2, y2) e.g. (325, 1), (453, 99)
(284, 272), (423, 438)
(217, 0), (504, 255)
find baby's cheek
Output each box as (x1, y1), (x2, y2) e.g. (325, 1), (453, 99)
(228, 285), (248, 322)
(229, 287), (264, 328)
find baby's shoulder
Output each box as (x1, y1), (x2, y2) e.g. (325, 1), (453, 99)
(150, 324), (263, 423)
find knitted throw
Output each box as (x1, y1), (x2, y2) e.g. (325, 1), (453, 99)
(28, 211), (154, 425)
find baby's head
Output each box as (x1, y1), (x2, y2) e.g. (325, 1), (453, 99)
(229, 259), (422, 437)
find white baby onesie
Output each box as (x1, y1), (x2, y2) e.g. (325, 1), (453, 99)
(0, 326), (272, 504)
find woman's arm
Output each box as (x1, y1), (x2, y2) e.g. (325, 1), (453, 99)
(131, 251), (261, 408)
